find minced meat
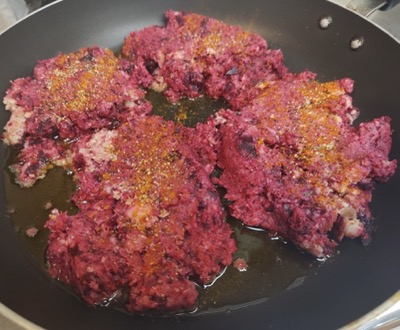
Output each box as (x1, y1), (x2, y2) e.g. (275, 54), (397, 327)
(46, 116), (236, 312)
(215, 73), (397, 257)
(3, 47), (152, 187)
(122, 10), (288, 107)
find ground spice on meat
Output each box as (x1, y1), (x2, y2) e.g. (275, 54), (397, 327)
(122, 10), (287, 107)
(45, 116), (236, 312)
(3, 47), (152, 187)
(215, 74), (397, 257)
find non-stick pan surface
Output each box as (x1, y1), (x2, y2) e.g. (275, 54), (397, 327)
(0, 0), (399, 329)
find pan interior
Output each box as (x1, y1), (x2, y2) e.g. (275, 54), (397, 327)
(3, 90), (320, 314)
(1, 0), (400, 328)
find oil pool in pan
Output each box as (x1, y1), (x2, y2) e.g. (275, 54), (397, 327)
(3, 91), (319, 314)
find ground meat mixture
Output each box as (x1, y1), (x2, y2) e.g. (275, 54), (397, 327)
(216, 74), (397, 257)
(2, 10), (397, 313)
(3, 47), (152, 187)
(122, 10), (287, 108)
(3, 44), (236, 313)
(46, 116), (235, 312)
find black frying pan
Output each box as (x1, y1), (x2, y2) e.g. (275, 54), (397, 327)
(1, 0), (400, 329)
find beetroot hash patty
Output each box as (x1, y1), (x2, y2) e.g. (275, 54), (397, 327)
(46, 116), (235, 312)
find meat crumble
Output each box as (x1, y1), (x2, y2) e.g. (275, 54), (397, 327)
(215, 74), (396, 257)
(46, 117), (235, 312)
(122, 10), (287, 107)
(3, 47), (152, 187)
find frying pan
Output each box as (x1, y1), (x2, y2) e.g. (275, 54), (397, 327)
(0, 0), (400, 329)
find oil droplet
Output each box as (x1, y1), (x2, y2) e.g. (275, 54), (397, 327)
(100, 291), (119, 307)
(203, 266), (228, 288)
(319, 15), (333, 29)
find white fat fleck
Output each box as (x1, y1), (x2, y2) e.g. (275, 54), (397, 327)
(343, 219), (364, 238)
(124, 101), (135, 108)
(3, 95), (18, 111)
(343, 95), (353, 109)
(78, 129), (117, 172)
(3, 106), (29, 145)
(150, 76), (167, 92)
(52, 151), (73, 167)
(124, 88), (139, 101)
(214, 113), (228, 125)
(103, 181), (129, 200)
(325, 142), (335, 151)
(347, 107), (360, 124)
(333, 115), (342, 124)
(156, 51), (165, 66)
(339, 205), (356, 220)
(339, 205), (365, 238)
(206, 47), (217, 55)
(314, 244), (323, 256)
(172, 50), (186, 60)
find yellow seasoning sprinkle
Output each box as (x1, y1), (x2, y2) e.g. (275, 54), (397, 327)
(41, 48), (119, 114)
